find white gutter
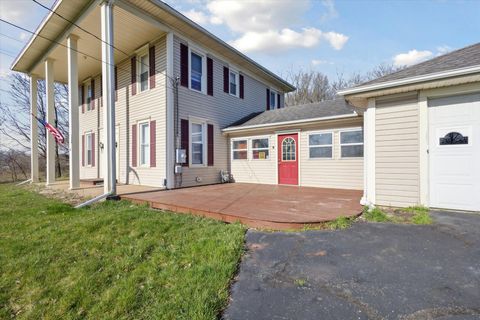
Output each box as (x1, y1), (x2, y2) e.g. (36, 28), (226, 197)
(222, 112), (358, 133)
(337, 65), (480, 96)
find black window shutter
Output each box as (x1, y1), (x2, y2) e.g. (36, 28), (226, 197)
(207, 124), (214, 166)
(114, 66), (118, 101)
(207, 57), (213, 96)
(239, 74), (244, 99)
(266, 88), (270, 110)
(180, 43), (188, 87)
(131, 56), (137, 96)
(149, 45), (156, 89)
(181, 119), (189, 166)
(223, 66), (229, 93)
(277, 93), (281, 108)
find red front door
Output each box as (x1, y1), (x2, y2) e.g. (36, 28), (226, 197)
(278, 133), (298, 185)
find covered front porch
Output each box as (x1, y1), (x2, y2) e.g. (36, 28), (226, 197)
(121, 183), (363, 230)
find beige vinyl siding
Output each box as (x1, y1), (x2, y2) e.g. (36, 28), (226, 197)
(228, 119), (363, 189)
(79, 35), (167, 187)
(375, 96), (420, 207)
(230, 134), (277, 184)
(174, 35), (283, 187)
(300, 122), (363, 190)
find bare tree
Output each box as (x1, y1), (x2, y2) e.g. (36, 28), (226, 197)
(0, 72), (69, 178)
(285, 63), (404, 106)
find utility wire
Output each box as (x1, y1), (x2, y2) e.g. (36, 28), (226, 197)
(0, 18), (175, 91)
(0, 32), (26, 44)
(31, 0), (177, 83)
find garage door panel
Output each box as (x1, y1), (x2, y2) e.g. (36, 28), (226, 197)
(428, 93), (480, 211)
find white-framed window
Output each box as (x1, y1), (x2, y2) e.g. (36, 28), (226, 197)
(85, 132), (93, 166)
(340, 129), (364, 158)
(86, 83), (92, 110)
(281, 137), (296, 161)
(232, 139), (247, 160)
(309, 132), (333, 159)
(139, 121), (150, 166)
(137, 51), (149, 93)
(251, 137), (269, 160)
(229, 69), (239, 97)
(270, 89), (277, 109)
(190, 120), (206, 165)
(189, 48), (206, 93)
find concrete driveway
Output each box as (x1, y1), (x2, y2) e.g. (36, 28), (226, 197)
(223, 211), (480, 320)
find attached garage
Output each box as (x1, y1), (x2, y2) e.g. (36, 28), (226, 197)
(428, 93), (480, 211)
(339, 43), (480, 212)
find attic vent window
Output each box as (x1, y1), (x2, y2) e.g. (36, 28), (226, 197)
(439, 132), (469, 145)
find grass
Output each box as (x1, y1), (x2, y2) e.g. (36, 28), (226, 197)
(362, 205), (433, 225)
(0, 185), (246, 319)
(326, 216), (353, 230)
(405, 206), (433, 225)
(362, 206), (393, 222)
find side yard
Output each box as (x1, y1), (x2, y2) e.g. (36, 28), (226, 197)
(0, 184), (245, 319)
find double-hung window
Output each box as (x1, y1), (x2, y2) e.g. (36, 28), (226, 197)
(232, 140), (247, 160)
(86, 83), (92, 110)
(252, 138), (269, 160)
(340, 129), (364, 158)
(309, 132), (333, 158)
(269, 89), (277, 109)
(190, 50), (204, 92)
(229, 70), (239, 97)
(86, 132), (93, 166)
(138, 52), (149, 92)
(139, 122), (150, 166)
(191, 121), (205, 165)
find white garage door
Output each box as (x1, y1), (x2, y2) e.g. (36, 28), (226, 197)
(428, 93), (480, 211)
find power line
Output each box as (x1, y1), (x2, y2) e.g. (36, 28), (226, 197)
(0, 18), (175, 91)
(0, 50), (17, 59)
(0, 32), (26, 44)
(31, 0), (176, 83)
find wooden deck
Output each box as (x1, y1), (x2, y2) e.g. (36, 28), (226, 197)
(121, 183), (363, 230)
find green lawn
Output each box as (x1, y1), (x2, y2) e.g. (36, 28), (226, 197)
(0, 185), (246, 319)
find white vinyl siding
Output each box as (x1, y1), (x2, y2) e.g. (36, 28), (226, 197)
(230, 134), (277, 185)
(375, 96), (420, 207)
(174, 35), (282, 187)
(300, 122), (363, 190)
(79, 35), (167, 186)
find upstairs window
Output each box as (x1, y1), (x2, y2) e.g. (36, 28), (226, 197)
(269, 89), (277, 110)
(190, 51), (204, 92)
(138, 52), (149, 92)
(229, 70), (238, 97)
(86, 83), (92, 110)
(340, 130), (364, 158)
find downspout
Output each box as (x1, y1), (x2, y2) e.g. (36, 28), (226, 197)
(173, 77), (182, 188)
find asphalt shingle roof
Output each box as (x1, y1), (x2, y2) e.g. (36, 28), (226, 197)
(225, 98), (357, 129)
(360, 43), (480, 86)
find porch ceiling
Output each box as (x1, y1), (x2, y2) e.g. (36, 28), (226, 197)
(14, 2), (166, 83)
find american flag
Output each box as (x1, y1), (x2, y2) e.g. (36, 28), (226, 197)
(32, 114), (65, 144)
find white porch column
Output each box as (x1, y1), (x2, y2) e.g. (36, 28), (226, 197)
(101, 0), (116, 195)
(67, 35), (80, 189)
(45, 58), (55, 185)
(30, 75), (39, 183)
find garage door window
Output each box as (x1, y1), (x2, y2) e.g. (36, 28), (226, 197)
(252, 138), (269, 160)
(232, 140), (247, 160)
(439, 131), (469, 145)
